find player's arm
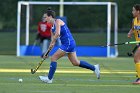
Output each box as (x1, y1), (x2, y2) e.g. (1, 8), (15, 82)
(49, 19), (60, 49)
(36, 32), (40, 40)
(128, 19), (134, 38)
(50, 30), (53, 41)
(128, 28), (134, 38)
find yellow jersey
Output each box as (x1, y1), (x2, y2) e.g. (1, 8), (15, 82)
(133, 17), (140, 41)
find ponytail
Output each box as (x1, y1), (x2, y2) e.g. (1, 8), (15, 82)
(46, 7), (55, 18)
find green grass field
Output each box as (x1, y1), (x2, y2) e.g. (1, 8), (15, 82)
(0, 55), (140, 93)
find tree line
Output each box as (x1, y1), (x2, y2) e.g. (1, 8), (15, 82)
(0, 0), (139, 32)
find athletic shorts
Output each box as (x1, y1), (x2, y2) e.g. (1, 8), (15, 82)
(59, 41), (76, 53)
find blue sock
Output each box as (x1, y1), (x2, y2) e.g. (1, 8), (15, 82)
(79, 60), (95, 71)
(48, 62), (57, 80)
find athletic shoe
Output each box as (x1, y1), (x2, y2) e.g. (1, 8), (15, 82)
(94, 64), (100, 79)
(39, 76), (53, 83)
(132, 78), (140, 84)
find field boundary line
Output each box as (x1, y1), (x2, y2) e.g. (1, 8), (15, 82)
(0, 69), (136, 74)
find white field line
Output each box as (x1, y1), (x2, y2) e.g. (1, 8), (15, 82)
(0, 69), (136, 74)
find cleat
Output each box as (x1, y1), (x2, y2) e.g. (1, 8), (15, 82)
(94, 64), (100, 79)
(132, 78), (140, 84)
(39, 76), (53, 83)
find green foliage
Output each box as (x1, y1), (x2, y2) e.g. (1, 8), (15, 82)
(0, 0), (18, 29)
(0, 0), (140, 30)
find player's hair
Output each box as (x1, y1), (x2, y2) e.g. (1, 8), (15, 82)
(45, 7), (55, 18)
(133, 4), (140, 11)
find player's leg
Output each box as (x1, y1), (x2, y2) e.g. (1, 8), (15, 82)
(42, 39), (49, 54)
(67, 52), (100, 79)
(133, 46), (140, 84)
(39, 49), (66, 83)
(48, 49), (65, 79)
(41, 39), (51, 58)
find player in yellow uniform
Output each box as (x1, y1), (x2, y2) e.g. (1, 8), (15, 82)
(128, 4), (140, 84)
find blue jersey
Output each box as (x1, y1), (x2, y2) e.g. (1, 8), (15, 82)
(52, 20), (76, 52)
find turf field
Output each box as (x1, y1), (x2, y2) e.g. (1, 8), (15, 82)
(0, 55), (140, 93)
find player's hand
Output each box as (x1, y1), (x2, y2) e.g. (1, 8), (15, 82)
(127, 33), (132, 38)
(42, 52), (49, 59)
(49, 42), (55, 49)
(41, 53), (49, 59)
(43, 55), (49, 59)
(36, 33), (40, 40)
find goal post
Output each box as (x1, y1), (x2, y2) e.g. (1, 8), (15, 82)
(17, 1), (118, 57)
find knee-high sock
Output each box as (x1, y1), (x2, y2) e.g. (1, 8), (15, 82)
(135, 63), (140, 78)
(48, 62), (57, 80)
(79, 60), (95, 71)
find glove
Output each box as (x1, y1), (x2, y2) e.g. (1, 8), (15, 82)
(36, 33), (40, 40)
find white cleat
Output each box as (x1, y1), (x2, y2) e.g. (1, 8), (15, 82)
(94, 64), (100, 79)
(39, 76), (53, 83)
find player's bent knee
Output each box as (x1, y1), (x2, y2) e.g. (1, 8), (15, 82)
(51, 56), (57, 62)
(72, 63), (79, 66)
(134, 57), (140, 63)
(71, 61), (80, 66)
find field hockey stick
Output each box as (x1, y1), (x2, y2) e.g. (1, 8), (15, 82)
(31, 39), (38, 54)
(31, 33), (41, 54)
(127, 45), (138, 56)
(102, 41), (140, 47)
(31, 48), (52, 74)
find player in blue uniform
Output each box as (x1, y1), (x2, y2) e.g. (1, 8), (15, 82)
(39, 8), (100, 83)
